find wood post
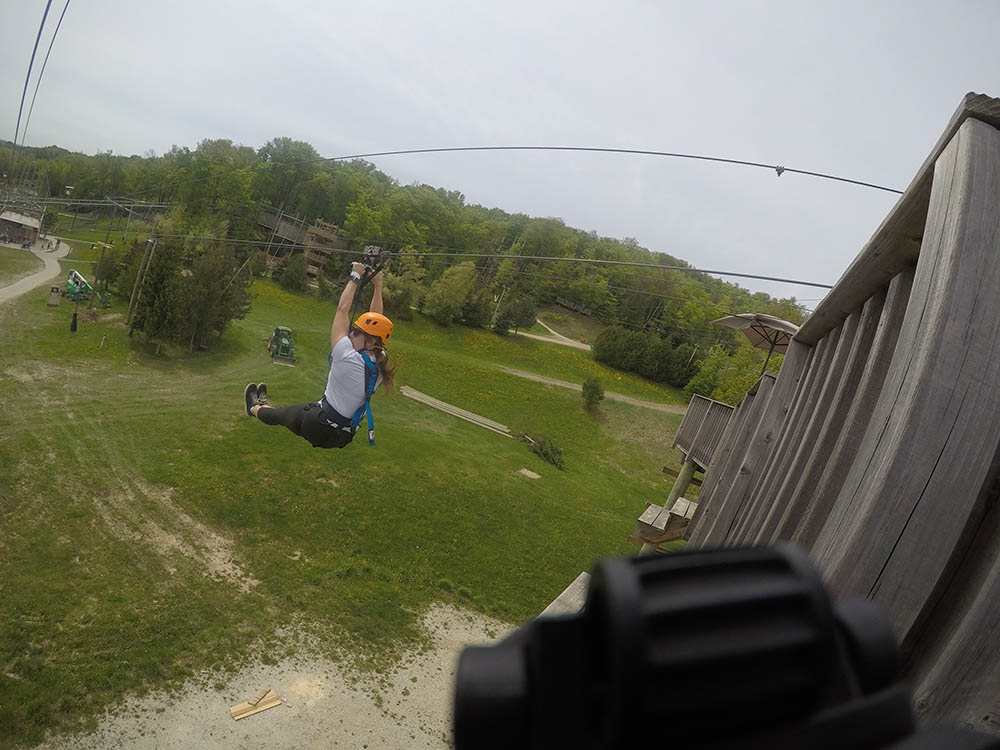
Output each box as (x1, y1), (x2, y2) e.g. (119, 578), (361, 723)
(639, 455), (696, 555)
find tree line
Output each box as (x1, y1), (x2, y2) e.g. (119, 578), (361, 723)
(4, 137), (807, 400)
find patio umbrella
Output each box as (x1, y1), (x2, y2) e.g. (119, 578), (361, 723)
(712, 313), (800, 376)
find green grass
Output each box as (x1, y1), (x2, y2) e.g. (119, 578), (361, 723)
(0, 279), (688, 746)
(0, 246), (43, 286)
(536, 305), (608, 345)
(49, 215), (152, 248)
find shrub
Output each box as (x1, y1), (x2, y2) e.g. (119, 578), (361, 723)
(316, 270), (337, 301)
(582, 377), (604, 412)
(278, 253), (308, 292)
(460, 288), (493, 329)
(527, 434), (565, 470)
(493, 307), (517, 335)
(423, 262), (477, 326)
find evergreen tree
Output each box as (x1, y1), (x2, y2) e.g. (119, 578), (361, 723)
(279, 253), (308, 292)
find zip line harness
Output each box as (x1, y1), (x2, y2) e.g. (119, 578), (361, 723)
(349, 245), (392, 318)
(353, 351), (378, 446)
(326, 350), (378, 447)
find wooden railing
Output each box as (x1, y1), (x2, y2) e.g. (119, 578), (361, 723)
(673, 394), (734, 470)
(684, 93), (1000, 734)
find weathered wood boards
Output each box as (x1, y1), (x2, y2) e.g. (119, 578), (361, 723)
(686, 341), (811, 547)
(230, 688), (281, 720)
(399, 386), (512, 437)
(680, 95), (1000, 733)
(796, 93), (1000, 345)
(813, 118), (1000, 648)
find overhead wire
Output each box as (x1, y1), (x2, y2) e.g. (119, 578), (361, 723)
(10, 0), (53, 169)
(121, 145), (904, 201)
(19, 0), (72, 148)
(92, 229), (833, 290)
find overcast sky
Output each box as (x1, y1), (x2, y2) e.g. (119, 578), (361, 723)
(3, 0), (999, 303)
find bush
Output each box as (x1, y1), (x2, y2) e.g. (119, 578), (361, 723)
(316, 270), (337, 301)
(460, 288), (493, 329)
(423, 262), (477, 326)
(382, 273), (420, 319)
(249, 250), (269, 277)
(582, 377), (604, 412)
(493, 307), (517, 335)
(278, 253), (308, 292)
(527, 434), (565, 470)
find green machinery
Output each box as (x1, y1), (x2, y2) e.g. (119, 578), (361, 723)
(268, 326), (296, 366)
(64, 269), (108, 307)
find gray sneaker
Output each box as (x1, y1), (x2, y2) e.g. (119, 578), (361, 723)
(244, 383), (259, 417)
(256, 383), (268, 405)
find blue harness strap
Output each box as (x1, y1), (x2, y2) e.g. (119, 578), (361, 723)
(350, 352), (378, 446)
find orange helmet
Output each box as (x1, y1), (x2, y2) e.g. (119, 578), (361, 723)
(354, 312), (393, 344)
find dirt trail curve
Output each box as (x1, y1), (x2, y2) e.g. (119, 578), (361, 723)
(496, 365), (687, 414)
(0, 240), (71, 304)
(514, 319), (592, 350)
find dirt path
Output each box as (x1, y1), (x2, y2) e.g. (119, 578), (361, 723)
(37, 605), (510, 750)
(0, 240), (70, 304)
(514, 319), (592, 350)
(495, 365), (687, 414)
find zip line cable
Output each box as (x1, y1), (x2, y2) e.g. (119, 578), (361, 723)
(10, 0), (53, 166)
(97, 229), (833, 289)
(19, 0), (72, 148)
(121, 145), (905, 200)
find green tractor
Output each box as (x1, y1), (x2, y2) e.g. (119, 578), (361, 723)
(268, 326), (296, 366)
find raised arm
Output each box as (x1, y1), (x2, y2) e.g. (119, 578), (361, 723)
(369, 271), (384, 315)
(331, 262), (365, 350)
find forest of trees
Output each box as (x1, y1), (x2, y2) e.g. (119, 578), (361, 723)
(1, 136), (807, 401)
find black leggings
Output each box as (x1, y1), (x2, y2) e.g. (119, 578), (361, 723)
(256, 402), (355, 449)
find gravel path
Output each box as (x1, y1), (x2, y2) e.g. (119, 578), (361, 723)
(0, 240), (71, 304)
(36, 605), (509, 750)
(495, 365), (687, 414)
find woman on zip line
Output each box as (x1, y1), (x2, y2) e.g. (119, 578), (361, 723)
(244, 262), (395, 449)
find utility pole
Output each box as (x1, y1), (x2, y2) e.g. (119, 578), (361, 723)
(126, 237), (155, 325)
(128, 237), (157, 336)
(490, 285), (508, 329)
(103, 203), (116, 247)
(88, 244), (106, 309)
(122, 200), (133, 241)
(263, 201), (284, 271)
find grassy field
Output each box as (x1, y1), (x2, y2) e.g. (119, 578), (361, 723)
(0, 277), (689, 746)
(0, 247), (43, 287)
(536, 304), (607, 344)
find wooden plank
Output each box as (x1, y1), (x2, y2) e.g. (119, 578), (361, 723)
(754, 310), (863, 544)
(815, 119), (1000, 646)
(637, 504), (662, 526)
(650, 507), (670, 532)
(768, 289), (884, 543)
(792, 269), (913, 550)
(400, 386), (513, 437)
(731, 330), (839, 545)
(662, 466), (702, 487)
(685, 376), (770, 539)
(796, 93), (1000, 345)
(230, 688), (281, 720)
(907, 488), (1000, 731)
(687, 342), (811, 548)
(538, 572), (591, 617)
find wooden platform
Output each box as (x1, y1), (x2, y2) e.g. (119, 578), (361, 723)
(629, 498), (698, 546)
